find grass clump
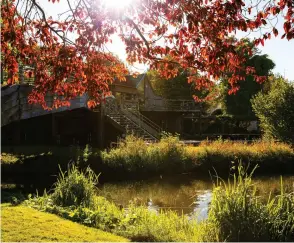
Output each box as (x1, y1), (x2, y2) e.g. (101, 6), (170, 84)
(1, 153), (20, 164)
(101, 134), (190, 174)
(186, 139), (294, 174)
(205, 164), (271, 241)
(119, 204), (202, 241)
(51, 164), (99, 208)
(266, 181), (294, 241)
(203, 163), (294, 242)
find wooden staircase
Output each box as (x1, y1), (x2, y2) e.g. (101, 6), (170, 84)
(104, 99), (161, 142)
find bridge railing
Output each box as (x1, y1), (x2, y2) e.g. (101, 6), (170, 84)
(144, 98), (201, 112)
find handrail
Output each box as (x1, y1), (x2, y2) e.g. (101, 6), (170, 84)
(104, 100), (158, 140)
(122, 105), (162, 134)
(121, 103), (161, 130)
(145, 98), (201, 111)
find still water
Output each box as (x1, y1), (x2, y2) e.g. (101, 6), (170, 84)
(98, 174), (294, 221)
(2, 173), (294, 221)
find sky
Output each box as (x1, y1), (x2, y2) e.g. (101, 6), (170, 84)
(36, 0), (294, 80)
(237, 17), (294, 81)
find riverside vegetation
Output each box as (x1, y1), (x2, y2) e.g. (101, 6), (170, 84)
(20, 163), (294, 242)
(2, 135), (294, 181)
(101, 135), (294, 176)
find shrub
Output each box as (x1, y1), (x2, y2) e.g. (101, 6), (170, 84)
(252, 75), (294, 143)
(51, 165), (99, 208)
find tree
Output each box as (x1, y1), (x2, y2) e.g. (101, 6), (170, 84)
(251, 75), (294, 143)
(220, 54), (275, 117)
(148, 69), (209, 100)
(2, 0), (294, 109)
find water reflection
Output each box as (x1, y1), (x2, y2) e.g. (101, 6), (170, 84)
(99, 175), (294, 219)
(190, 191), (212, 221)
(2, 173), (293, 220)
(99, 174), (213, 216)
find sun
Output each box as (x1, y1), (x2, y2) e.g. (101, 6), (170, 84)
(102, 0), (134, 10)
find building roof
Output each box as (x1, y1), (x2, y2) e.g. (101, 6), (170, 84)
(112, 74), (145, 88)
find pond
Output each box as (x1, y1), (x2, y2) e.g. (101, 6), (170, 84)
(98, 174), (294, 221)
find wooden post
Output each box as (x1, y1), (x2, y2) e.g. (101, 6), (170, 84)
(1, 65), (3, 84)
(221, 121), (225, 134)
(17, 85), (22, 144)
(199, 113), (202, 137)
(192, 117), (195, 135)
(99, 103), (105, 148)
(52, 113), (56, 144)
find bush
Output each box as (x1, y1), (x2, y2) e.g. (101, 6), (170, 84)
(252, 75), (294, 143)
(51, 165), (99, 208)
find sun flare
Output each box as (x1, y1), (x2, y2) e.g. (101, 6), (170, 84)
(102, 0), (134, 9)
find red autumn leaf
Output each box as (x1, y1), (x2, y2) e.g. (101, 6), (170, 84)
(260, 38), (264, 46)
(284, 22), (291, 33)
(248, 7), (252, 14)
(273, 28), (279, 37)
(24, 70), (34, 78)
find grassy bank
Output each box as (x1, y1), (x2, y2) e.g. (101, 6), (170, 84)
(1, 204), (128, 242)
(101, 135), (294, 176)
(22, 164), (294, 242)
(2, 136), (294, 182)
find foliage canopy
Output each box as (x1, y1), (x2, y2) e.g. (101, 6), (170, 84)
(220, 54), (275, 117)
(2, 0), (294, 108)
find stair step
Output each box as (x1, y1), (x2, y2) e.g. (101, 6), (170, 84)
(106, 105), (159, 142)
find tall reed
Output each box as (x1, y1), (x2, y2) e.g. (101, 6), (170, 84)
(204, 163), (294, 241)
(51, 164), (99, 208)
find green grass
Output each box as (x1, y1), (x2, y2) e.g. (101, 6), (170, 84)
(1, 153), (22, 165)
(1, 204), (129, 242)
(24, 196), (205, 242)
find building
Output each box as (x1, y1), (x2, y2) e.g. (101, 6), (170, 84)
(1, 70), (259, 147)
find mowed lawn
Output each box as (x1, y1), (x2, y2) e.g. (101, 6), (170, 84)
(1, 204), (129, 242)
